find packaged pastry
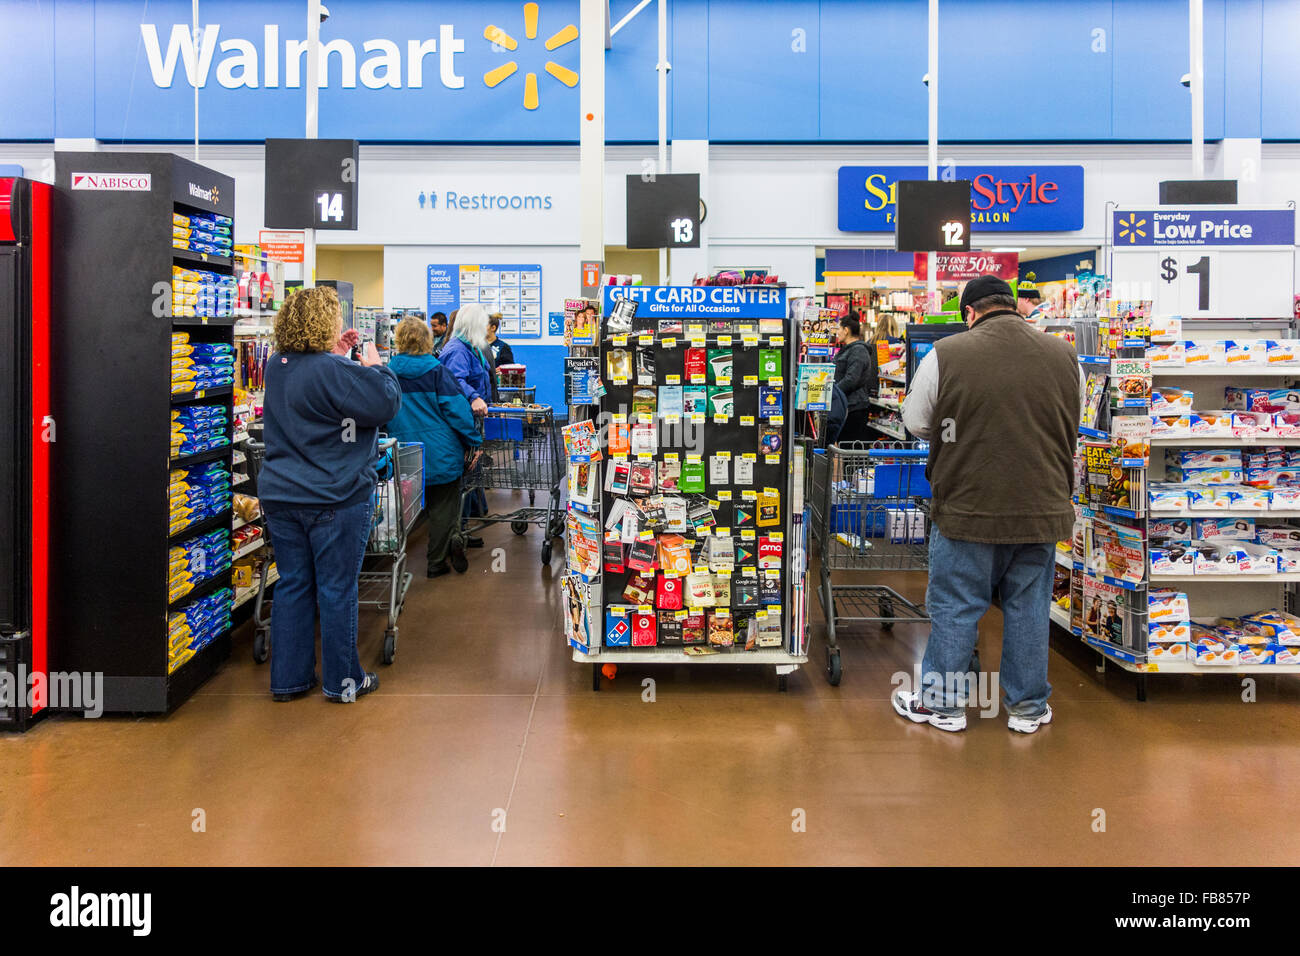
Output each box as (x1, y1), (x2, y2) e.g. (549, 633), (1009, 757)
(1148, 642), (1188, 663)
(1151, 387), (1194, 414)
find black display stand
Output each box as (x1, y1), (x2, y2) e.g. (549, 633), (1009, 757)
(51, 152), (237, 713)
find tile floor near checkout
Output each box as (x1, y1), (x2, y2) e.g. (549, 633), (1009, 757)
(5, 498), (1300, 866)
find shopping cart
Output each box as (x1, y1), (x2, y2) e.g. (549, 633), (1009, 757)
(241, 438), (275, 664)
(361, 438), (424, 664)
(462, 404), (565, 564)
(809, 440), (932, 685)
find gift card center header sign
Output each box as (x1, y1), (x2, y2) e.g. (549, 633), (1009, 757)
(602, 285), (787, 319)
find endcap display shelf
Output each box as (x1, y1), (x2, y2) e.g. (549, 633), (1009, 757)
(51, 152), (237, 713)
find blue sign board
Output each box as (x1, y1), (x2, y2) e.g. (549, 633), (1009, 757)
(838, 165), (1085, 233)
(426, 263), (543, 338)
(1112, 208), (1296, 247)
(602, 285), (787, 319)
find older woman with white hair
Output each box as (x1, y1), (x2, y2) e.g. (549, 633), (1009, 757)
(437, 302), (495, 542)
(438, 302), (494, 416)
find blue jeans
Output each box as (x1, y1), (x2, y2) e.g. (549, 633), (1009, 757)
(266, 498), (372, 698)
(920, 526), (1054, 718)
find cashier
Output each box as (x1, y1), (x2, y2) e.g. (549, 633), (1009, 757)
(1016, 272), (1050, 324)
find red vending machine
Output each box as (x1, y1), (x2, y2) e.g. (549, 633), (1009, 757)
(0, 177), (53, 730)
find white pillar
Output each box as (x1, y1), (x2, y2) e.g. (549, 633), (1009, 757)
(669, 140), (708, 285)
(579, 0), (606, 266)
(1189, 0), (1205, 179)
(304, 0), (321, 288)
(657, 0), (669, 285)
(1215, 138), (1263, 202)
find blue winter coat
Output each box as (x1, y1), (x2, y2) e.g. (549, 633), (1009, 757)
(384, 352), (482, 486)
(439, 336), (494, 405)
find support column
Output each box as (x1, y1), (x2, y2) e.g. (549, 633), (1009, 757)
(668, 140), (708, 286)
(1189, 0), (1205, 178)
(579, 0), (606, 268)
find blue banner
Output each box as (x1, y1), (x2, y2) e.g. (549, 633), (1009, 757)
(838, 165), (1085, 233)
(1112, 208), (1296, 247)
(602, 285), (787, 319)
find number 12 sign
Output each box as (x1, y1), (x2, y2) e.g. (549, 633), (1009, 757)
(894, 180), (972, 253)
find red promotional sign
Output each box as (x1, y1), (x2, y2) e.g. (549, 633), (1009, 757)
(913, 250), (1019, 281)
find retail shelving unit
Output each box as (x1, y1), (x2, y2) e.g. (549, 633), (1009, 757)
(1053, 317), (1300, 696)
(565, 287), (809, 690)
(51, 153), (237, 712)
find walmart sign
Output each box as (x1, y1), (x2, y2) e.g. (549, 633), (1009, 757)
(838, 165), (1085, 232)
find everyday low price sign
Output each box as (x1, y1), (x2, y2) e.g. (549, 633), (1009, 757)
(1112, 208), (1295, 247)
(839, 165), (1084, 232)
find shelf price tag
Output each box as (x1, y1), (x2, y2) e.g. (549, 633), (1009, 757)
(665, 374), (681, 384)
(612, 335), (628, 346)
(689, 412), (705, 423)
(662, 337), (677, 349)
(716, 490), (733, 500)
(674, 610), (689, 621)
(716, 376), (732, 386)
(663, 413), (680, 424)
(714, 414), (730, 424)
(611, 413), (627, 423)
(771, 336), (786, 347)
(689, 336), (706, 349)
(686, 454), (703, 463)
(715, 527), (731, 536)
(690, 374), (706, 385)
(740, 415), (756, 427)
(664, 452), (679, 461)
(743, 375), (758, 386)
(718, 335), (733, 346)
(769, 416), (784, 425)
(740, 529), (757, 540)
(638, 334), (654, 345)
(765, 455), (781, 464)
(742, 333), (759, 348)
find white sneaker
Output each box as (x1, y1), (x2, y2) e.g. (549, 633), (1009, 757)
(1007, 704), (1053, 734)
(892, 689), (967, 732)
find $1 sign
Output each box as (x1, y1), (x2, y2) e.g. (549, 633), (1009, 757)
(1160, 254), (1211, 311)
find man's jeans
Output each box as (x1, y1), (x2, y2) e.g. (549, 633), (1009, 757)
(266, 498), (372, 698)
(920, 526), (1054, 718)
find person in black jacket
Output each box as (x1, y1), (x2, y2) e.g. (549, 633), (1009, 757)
(833, 312), (877, 443)
(487, 314), (515, 368)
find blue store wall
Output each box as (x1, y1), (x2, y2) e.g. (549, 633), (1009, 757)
(1, 0), (1298, 143)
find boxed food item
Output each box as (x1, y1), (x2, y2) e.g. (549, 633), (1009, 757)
(1274, 410), (1300, 437)
(1148, 642), (1188, 663)
(1188, 411), (1233, 437)
(1231, 411), (1274, 438)
(1276, 549), (1300, 574)
(1235, 643), (1275, 665)
(1146, 341), (1185, 365)
(1149, 543), (1197, 575)
(1151, 387), (1194, 414)
(1193, 644), (1240, 666)
(1173, 449), (1240, 469)
(1223, 340), (1263, 366)
(1271, 487), (1300, 510)
(1149, 620), (1191, 644)
(1150, 415), (1193, 439)
(1272, 643), (1300, 665)
(1148, 588), (1190, 621)
(1266, 340), (1297, 365)
(1230, 487), (1271, 510)
(1168, 466), (1243, 486)
(1202, 541), (1279, 574)
(1191, 623), (1230, 653)
(1150, 517), (1193, 541)
(1192, 516), (1254, 541)
(1149, 484), (1190, 512)
(1238, 610), (1300, 646)
(1183, 340), (1226, 365)
(1149, 315), (1182, 342)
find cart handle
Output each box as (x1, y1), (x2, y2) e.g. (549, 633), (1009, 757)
(864, 448), (928, 459)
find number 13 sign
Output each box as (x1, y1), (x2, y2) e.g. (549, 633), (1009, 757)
(1110, 207), (1295, 318)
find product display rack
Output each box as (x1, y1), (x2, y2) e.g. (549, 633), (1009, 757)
(564, 287), (809, 690)
(1053, 315), (1300, 696)
(51, 152), (237, 713)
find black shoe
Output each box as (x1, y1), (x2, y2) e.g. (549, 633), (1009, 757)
(427, 564), (451, 579)
(449, 540), (468, 573)
(272, 677), (318, 702)
(466, 535), (485, 548)
(329, 672), (379, 702)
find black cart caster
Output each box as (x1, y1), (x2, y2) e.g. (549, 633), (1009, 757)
(825, 647), (842, 686)
(252, 627), (269, 664)
(541, 541), (553, 564)
(382, 628), (397, 665)
(512, 520), (529, 535)
(548, 517), (566, 539)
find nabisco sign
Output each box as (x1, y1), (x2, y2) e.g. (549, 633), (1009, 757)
(71, 172), (152, 192)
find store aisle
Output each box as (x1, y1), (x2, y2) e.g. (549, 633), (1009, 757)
(4, 494), (1300, 866)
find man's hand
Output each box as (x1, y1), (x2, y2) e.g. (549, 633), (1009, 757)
(358, 342), (382, 367)
(332, 328), (360, 356)
(471, 397), (488, 416)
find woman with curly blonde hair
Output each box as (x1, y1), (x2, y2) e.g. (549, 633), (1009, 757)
(259, 286), (402, 703)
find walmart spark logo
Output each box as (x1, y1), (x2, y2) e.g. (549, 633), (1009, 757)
(483, 2), (578, 110)
(1117, 214), (1147, 244)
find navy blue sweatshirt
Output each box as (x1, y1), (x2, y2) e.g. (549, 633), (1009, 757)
(259, 351), (403, 512)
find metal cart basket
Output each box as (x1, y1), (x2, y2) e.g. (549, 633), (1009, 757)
(362, 438), (424, 664)
(810, 441), (932, 685)
(462, 404), (565, 564)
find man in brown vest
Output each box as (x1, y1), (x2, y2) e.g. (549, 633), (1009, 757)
(896, 275), (1079, 734)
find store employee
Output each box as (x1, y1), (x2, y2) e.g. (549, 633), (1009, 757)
(1016, 272), (1050, 324)
(897, 275), (1079, 737)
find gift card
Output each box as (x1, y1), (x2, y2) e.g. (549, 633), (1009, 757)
(631, 611), (657, 646)
(657, 611), (684, 644)
(636, 348), (656, 385)
(604, 608), (632, 646)
(682, 386), (708, 415)
(707, 348), (733, 383)
(759, 349), (782, 381)
(708, 385), (735, 418)
(628, 461), (656, 496)
(680, 460), (706, 493)
(684, 348), (707, 381)
(658, 385), (684, 418)
(759, 386), (783, 419)
(709, 454), (730, 485)
(631, 387), (657, 420)
(757, 490), (780, 527)
(735, 455), (755, 485)
(603, 535), (625, 573)
(657, 458), (681, 492)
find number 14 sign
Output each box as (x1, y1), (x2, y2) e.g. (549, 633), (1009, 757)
(1110, 206), (1296, 319)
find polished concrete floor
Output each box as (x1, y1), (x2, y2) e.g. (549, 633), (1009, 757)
(5, 500), (1300, 866)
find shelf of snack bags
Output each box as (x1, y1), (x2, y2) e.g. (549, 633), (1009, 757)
(561, 286), (809, 692)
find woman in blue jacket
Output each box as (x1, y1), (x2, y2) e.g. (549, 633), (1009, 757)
(385, 316), (483, 577)
(438, 303), (496, 535)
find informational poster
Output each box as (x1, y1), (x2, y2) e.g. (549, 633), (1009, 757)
(426, 263), (543, 338)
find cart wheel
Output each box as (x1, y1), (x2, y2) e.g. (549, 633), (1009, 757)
(778, 673), (789, 693)
(382, 629), (397, 665)
(825, 647), (842, 686)
(253, 627), (269, 664)
(511, 520), (529, 535)
(548, 517), (566, 539)
(541, 541), (553, 564)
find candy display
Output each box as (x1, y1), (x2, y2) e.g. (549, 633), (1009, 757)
(168, 528), (232, 603)
(168, 587), (234, 674)
(169, 461), (233, 536)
